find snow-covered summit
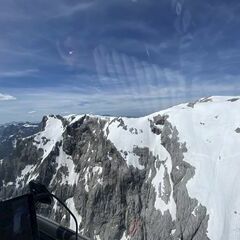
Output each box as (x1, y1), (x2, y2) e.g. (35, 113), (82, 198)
(1, 96), (240, 240)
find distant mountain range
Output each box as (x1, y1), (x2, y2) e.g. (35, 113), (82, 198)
(1, 96), (240, 240)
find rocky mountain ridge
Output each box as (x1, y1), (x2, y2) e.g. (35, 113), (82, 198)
(1, 96), (240, 240)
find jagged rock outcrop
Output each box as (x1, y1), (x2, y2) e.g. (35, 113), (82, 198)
(0, 112), (209, 240)
(4, 96), (240, 239)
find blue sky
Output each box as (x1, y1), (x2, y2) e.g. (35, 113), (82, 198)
(1, 0), (240, 123)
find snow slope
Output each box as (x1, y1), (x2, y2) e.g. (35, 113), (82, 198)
(103, 96), (240, 240)
(156, 96), (240, 240)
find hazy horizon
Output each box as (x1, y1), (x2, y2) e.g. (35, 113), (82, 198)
(1, 0), (240, 123)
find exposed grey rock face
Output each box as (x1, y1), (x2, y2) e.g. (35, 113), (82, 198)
(0, 122), (40, 159)
(187, 97), (213, 108)
(0, 114), (209, 240)
(0, 122), (40, 193)
(227, 98), (239, 102)
(235, 128), (240, 133)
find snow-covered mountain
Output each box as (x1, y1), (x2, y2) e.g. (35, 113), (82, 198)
(1, 96), (240, 240)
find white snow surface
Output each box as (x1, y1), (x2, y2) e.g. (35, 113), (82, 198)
(66, 197), (82, 231)
(17, 116), (65, 184)
(153, 96), (240, 240)
(23, 124), (38, 128)
(32, 115), (79, 186)
(16, 164), (35, 188)
(33, 116), (64, 162)
(52, 144), (79, 186)
(17, 115), (80, 187)
(102, 96), (240, 239)
(121, 232), (130, 240)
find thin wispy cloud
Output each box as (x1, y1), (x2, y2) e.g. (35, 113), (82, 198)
(51, 2), (95, 19)
(0, 69), (39, 78)
(0, 93), (16, 101)
(28, 111), (37, 114)
(2, 74), (240, 116)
